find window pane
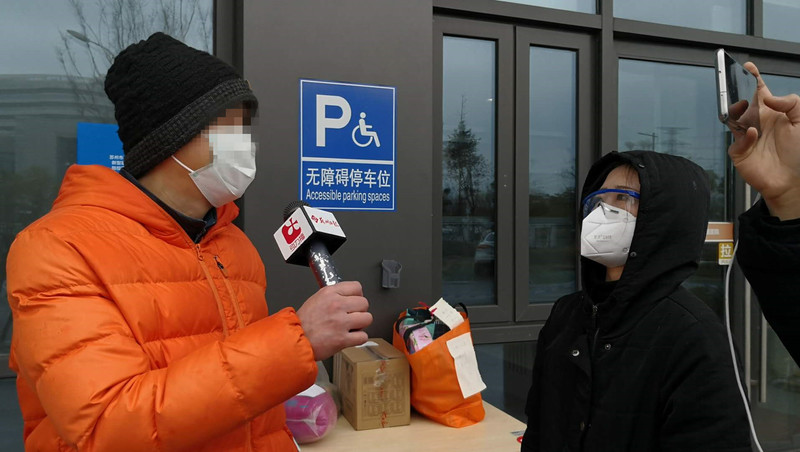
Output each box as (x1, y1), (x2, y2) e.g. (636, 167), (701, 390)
(0, 378), (22, 451)
(618, 59), (729, 219)
(764, 0), (800, 43)
(614, 0), (746, 34)
(529, 47), (577, 304)
(0, 6), (214, 441)
(496, 0), (595, 14)
(752, 73), (800, 450)
(442, 36), (497, 307)
(475, 342), (534, 422)
(618, 59), (731, 317)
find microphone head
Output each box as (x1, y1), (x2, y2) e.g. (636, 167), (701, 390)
(274, 203), (347, 266)
(284, 200), (311, 221)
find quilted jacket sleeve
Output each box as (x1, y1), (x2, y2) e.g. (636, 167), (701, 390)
(738, 199), (800, 366)
(7, 228), (317, 451)
(520, 328), (546, 452)
(520, 297), (563, 452)
(658, 317), (752, 452)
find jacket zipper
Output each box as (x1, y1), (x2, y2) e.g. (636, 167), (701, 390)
(213, 255), (252, 451)
(590, 304), (600, 355)
(196, 245), (230, 337)
(581, 302), (601, 448)
(193, 233), (252, 450)
(214, 256), (246, 329)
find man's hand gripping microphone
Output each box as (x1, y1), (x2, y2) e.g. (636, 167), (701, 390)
(274, 201), (372, 360)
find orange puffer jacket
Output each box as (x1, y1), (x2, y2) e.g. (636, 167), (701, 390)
(6, 165), (317, 451)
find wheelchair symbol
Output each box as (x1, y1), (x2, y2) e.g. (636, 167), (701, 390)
(351, 112), (381, 148)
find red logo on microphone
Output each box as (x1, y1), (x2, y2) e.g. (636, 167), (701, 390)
(282, 218), (302, 244)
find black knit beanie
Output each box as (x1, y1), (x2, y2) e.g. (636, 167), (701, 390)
(104, 32), (258, 178)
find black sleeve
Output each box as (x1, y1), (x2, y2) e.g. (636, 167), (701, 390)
(520, 297), (564, 452)
(659, 319), (752, 452)
(738, 199), (800, 365)
(520, 328), (546, 452)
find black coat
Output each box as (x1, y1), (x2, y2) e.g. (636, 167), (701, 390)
(521, 151), (752, 452)
(738, 199), (800, 365)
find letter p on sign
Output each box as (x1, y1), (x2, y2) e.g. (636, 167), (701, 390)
(316, 94), (351, 147)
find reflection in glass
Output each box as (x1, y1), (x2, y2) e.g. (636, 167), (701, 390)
(614, 0), (746, 34)
(762, 74), (800, 102)
(442, 36), (497, 307)
(496, 0), (594, 14)
(764, 1), (800, 43)
(751, 73), (800, 450)
(618, 59), (729, 220)
(529, 47), (577, 304)
(0, 378), (22, 449)
(618, 58), (730, 321)
(475, 342), (534, 422)
(0, 0), (213, 376)
(758, 324), (800, 451)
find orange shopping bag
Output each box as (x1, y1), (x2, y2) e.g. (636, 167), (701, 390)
(392, 306), (485, 428)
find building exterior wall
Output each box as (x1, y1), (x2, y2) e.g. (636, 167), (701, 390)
(242, 0), (435, 339)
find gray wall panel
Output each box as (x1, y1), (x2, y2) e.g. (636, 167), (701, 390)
(243, 0), (434, 340)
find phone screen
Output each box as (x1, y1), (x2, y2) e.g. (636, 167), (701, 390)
(715, 49), (760, 134)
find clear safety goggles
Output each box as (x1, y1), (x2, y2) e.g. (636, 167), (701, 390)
(581, 188), (640, 219)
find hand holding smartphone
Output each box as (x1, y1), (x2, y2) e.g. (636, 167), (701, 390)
(718, 55), (800, 221)
(715, 49), (761, 135)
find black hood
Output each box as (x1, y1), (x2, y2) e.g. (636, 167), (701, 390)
(580, 151), (710, 335)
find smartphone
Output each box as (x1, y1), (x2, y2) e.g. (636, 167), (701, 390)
(715, 48), (760, 135)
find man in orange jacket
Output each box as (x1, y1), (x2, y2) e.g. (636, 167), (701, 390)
(6, 32), (372, 451)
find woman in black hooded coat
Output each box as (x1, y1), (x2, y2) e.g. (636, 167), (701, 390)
(521, 150), (752, 452)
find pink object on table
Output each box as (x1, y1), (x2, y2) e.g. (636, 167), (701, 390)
(285, 386), (338, 444)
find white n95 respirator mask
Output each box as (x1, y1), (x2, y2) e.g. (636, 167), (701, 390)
(173, 125), (257, 207)
(580, 201), (636, 268)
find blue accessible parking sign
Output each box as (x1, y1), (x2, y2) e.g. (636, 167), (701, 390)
(299, 79), (396, 211)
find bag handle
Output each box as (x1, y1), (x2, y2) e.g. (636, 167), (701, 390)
(394, 303), (469, 334)
(394, 307), (433, 334)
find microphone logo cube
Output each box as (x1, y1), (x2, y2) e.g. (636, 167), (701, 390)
(282, 218), (302, 244)
(274, 205), (346, 266)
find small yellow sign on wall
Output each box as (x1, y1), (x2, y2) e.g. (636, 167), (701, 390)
(718, 242), (734, 266)
(705, 222), (735, 266)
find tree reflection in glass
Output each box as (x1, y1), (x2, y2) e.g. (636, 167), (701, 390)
(442, 36), (497, 307)
(528, 47), (578, 304)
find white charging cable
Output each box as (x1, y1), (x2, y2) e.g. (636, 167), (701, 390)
(724, 240), (764, 452)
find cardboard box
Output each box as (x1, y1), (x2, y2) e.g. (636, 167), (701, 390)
(333, 338), (410, 430)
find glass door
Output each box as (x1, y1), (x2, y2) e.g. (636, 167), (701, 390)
(435, 17), (514, 323)
(514, 28), (593, 322)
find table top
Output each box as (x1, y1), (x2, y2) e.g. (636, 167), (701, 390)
(299, 401), (526, 451)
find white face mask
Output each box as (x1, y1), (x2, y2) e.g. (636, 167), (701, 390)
(173, 125), (257, 207)
(580, 202), (636, 268)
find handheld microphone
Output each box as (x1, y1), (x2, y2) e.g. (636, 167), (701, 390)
(274, 201), (346, 287)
